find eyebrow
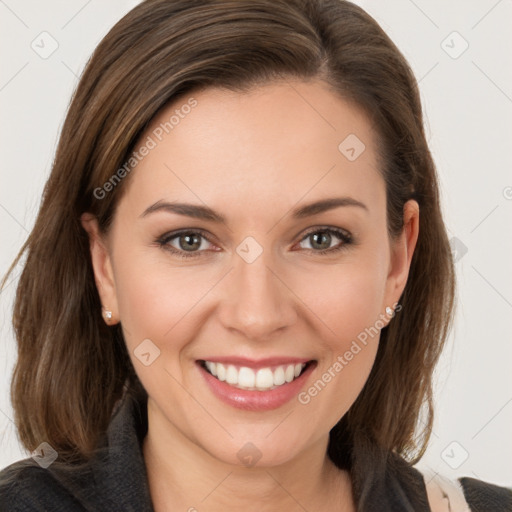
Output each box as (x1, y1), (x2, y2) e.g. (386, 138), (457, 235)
(139, 196), (368, 222)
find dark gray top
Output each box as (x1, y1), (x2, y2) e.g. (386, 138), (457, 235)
(1, 392), (511, 511)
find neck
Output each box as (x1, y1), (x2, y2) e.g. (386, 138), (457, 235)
(142, 399), (355, 512)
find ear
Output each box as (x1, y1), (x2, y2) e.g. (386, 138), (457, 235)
(80, 212), (119, 325)
(383, 199), (419, 312)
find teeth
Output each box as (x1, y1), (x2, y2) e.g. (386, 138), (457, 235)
(205, 361), (216, 376)
(203, 361), (307, 391)
(226, 365), (238, 385)
(285, 364), (295, 383)
(216, 363), (226, 382)
(238, 367), (255, 388)
(273, 366), (285, 385)
(255, 368), (273, 389)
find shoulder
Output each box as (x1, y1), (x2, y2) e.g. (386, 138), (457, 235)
(0, 458), (88, 511)
(0, 392), (152, 512)
(417, 467), (512, 512)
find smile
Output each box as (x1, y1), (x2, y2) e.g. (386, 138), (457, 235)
(201, 360), (309, 391)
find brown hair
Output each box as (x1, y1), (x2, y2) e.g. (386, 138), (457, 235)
(2, 0), (455, 505)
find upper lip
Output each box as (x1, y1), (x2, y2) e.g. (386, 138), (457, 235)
(198, 356), (314, 370)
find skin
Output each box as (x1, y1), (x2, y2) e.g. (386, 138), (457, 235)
(81, 79), (419, 511)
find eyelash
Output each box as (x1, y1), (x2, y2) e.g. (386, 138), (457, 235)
(155, 226), (354, 260)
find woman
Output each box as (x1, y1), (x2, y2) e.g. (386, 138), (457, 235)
(1, 0), (511, 510)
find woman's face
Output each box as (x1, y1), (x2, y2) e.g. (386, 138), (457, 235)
(83, 79), (418, 468)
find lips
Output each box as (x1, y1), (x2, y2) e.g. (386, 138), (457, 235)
(196, 358), (317, 411)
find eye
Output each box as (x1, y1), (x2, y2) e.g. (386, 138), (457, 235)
(297, 227), (352, 254)
(156, 230), (217, 259)
(156, 226), (354, 259)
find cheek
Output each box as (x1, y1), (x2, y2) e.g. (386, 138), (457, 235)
(113, 260), (214, 404)
(114, 237), (389, 345)
(114, 262), (207, 342)
(290, 254), (387, 415)
(292, 255), (388, 343)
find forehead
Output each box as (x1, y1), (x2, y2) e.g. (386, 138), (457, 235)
(117, 80), (384, 222)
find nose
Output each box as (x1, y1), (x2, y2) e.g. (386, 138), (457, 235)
(217, 251), (297, 341)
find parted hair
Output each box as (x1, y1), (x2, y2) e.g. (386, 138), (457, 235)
(2, 0), (455, 507)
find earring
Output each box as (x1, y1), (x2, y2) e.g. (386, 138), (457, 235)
(385, 306), (394, 316)
(103, 307), (113, 321)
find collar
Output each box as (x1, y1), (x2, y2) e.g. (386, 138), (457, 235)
(93, 390), (154, 511)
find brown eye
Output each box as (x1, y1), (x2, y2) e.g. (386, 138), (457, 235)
(308, 231), (333, 251)
(157, 229), (216, 259)
(176, 232), (203, 252)
(298, 227), (352, 253)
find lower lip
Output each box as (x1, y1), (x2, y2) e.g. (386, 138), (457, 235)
(197, 361), (316, 411)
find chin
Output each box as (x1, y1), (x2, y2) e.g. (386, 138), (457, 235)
(202, 432), (309, 470)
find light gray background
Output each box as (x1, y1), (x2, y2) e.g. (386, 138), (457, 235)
(1, 0), (511, 486)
